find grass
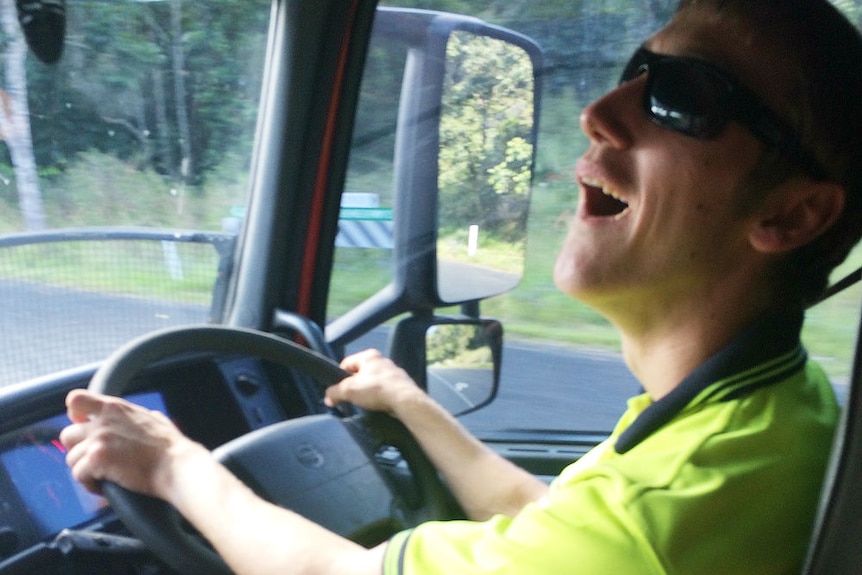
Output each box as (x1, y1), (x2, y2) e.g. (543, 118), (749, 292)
(0, 239), (222, 305)
(437, 228), (527, 274)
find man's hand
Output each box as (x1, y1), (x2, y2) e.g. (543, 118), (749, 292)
(326, 349), (548, 520)
(59, 389), (208, 500)
(324, 349), (424, 416)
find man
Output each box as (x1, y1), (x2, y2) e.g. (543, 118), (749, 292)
(60, 0), (862, 573)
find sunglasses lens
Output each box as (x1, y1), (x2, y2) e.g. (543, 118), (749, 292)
(647, 60), (731, 137)
(617, 49), (824, 179)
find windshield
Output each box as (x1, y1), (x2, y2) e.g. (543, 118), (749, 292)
(0, 0), (269, 384)
(1, 0), (860, 440)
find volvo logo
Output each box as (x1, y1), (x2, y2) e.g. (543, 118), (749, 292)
(295, 444), (325, 469)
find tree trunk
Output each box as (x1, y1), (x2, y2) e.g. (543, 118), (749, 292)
(152, 65), (176, 178)
(0, 0), (45, 230)
(170, 0), (192, 184)
(143, 9), (176, 179)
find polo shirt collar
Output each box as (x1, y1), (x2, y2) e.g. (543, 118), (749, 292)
(614, 310), (806, 454)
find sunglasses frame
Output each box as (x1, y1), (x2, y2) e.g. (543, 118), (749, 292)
(620, 48), (827, 180)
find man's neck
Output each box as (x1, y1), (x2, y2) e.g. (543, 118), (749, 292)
(618, 294), (777, 401)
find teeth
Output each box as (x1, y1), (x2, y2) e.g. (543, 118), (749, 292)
(582, 176), (625, 201)
(582, 176), (631, 220)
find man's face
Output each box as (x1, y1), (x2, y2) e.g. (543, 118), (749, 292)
(553, 8), (790, 326)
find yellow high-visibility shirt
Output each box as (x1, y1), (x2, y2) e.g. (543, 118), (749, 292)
(384, 312), (838, 575)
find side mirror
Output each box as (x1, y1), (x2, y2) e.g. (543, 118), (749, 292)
(375, 9), (543, 307)
(389, 315), (502, 417)
(327, 10), (542, 349)
(16, 0), (66, 64)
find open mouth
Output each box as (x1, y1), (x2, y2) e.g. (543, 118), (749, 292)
(581, 177), (630, 219)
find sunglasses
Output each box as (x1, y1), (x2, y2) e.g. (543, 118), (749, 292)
(620, 47), (826, 179)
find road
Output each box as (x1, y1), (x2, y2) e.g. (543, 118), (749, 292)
(0, 280), (639, 433)
(0, 279), (209, 386)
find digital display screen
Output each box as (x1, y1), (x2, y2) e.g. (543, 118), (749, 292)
(0, 391), (167, 539)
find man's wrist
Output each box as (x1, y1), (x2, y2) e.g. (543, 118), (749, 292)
(390, 385), (434, 420)
(159, 437), (214, 505)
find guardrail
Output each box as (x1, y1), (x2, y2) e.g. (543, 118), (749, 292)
(0, 227), (237, 323)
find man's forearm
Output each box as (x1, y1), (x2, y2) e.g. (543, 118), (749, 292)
(392, 390), (548, 520)
(164, 439), (387, 575)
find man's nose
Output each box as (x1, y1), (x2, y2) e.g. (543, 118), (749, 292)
(579, 77), (644, 149)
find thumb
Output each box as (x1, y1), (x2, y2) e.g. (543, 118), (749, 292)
(65, 389), (105, 424)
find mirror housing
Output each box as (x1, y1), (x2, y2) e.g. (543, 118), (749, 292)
(327, 10), (542, 349)
(376, 9), (543, 307)
(389, 315), (502, 417)
(17, 0), (66, 64)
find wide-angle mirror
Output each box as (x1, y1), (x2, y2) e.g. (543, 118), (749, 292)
(426, 321), (500, 416)
(389, 315), (502, 417)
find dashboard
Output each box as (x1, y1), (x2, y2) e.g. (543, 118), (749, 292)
(0, 352), (326, 573)
(0, 391), (165, 545)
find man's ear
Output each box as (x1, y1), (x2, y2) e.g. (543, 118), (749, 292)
(749, 179), (845, 254)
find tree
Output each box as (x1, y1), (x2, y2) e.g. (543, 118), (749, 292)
(169, 0), (192, 185)
(0, 0), (44, 230)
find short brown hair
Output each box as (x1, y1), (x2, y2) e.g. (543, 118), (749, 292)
(677, 0), (862, 305)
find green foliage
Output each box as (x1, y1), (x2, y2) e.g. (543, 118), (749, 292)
(487, 137), (533, 197)
(438, 31), (534, 242)
(427, 323), (492, 366)
(0, 149), (248, 234)
(25, 0), (269, 183)
(344, 41), (407, 203)
(41, 151), (179, 227)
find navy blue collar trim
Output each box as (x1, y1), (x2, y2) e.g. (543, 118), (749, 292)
(614, 310), (805, 454)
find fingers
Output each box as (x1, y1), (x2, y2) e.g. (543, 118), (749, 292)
(62, 434), (106, 495)
(60, 389), (108, 460)
(60, 390), (180, 498)
(326, 348), (384, 407)
(339, 348), (384, 374)
(326, 349), (418, 414)
(58, 418), (89, 455)
(324, 371), (377, 409)
(61, 390), (124, 494)
(60, 396), (107, 495)
(323, 375), (355, 408)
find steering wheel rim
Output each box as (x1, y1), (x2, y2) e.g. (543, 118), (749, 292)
(88, 324), (462, 575)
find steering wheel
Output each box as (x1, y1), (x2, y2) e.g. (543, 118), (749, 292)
(88, 324), (463, 575)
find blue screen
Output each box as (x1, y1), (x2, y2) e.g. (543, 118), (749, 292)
(0, 391), (167, 537)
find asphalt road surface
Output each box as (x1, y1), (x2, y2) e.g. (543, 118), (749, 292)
(0, 279), (209, 386)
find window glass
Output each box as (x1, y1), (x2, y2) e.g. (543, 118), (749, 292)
(0, 1), (270, 384)
(330, 30), (404, 318)
(333, 1), (862, 436)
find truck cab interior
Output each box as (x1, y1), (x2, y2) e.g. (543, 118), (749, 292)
(0, 1), (858, 573)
